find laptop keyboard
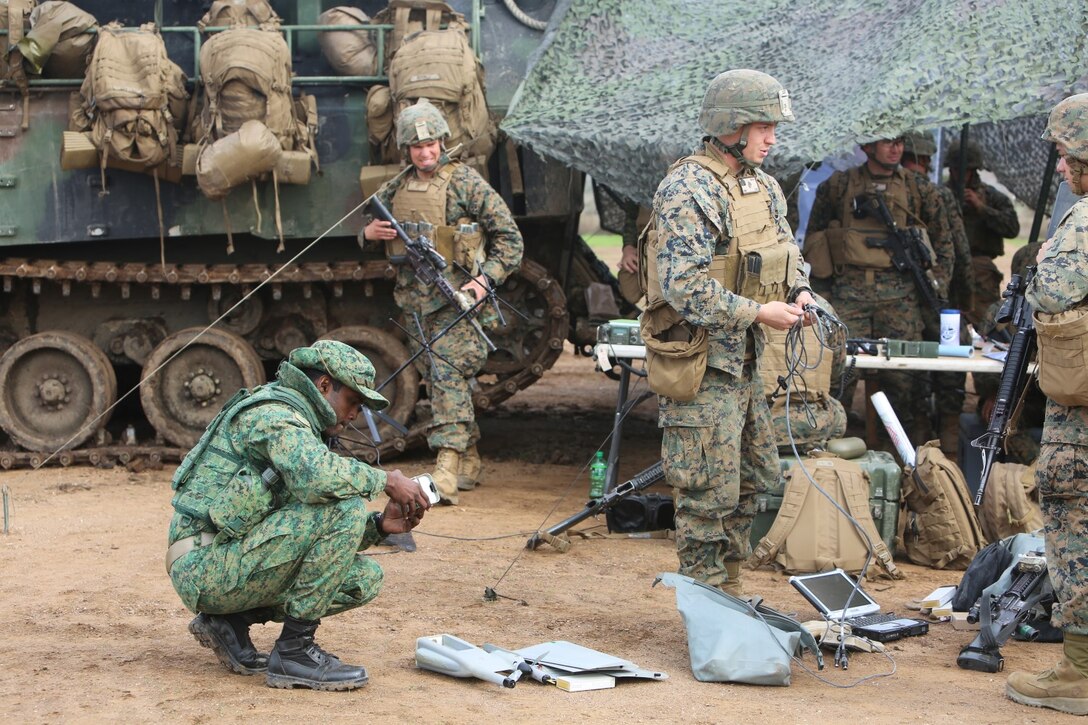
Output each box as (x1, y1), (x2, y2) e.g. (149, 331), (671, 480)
(848, 612), (899, 627)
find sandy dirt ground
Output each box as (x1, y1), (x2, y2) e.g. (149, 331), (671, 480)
(0, 330), (1063, 725)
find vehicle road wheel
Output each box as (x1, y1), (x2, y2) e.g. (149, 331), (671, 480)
(0, 331), (117, 452)
(141, 327), (265, 448)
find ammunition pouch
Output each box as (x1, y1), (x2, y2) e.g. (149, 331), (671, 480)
(1034, 304), (1088, 407)
(640, 301), (708, 402)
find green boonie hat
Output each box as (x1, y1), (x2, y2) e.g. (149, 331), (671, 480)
(1043, 93), (1088, 161)
(396, 98), (451, 148)
(289, 340), (389, 411)
(944, 139), (984, 168)
(699, 69), (795, 137)
(903, 130), (937, 157)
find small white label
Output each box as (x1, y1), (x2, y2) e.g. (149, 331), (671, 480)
(779, 89), (793, 118)
(739, 177), (760, 195)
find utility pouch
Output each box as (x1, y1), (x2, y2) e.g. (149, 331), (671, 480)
(452, 217), (485, 270)
(207, 463), (277, 540)
(842, 228), (894, 269)
(1034, 305), (1088, 407)
(640, 301), (708, 402)
(803, 228), (834, 279)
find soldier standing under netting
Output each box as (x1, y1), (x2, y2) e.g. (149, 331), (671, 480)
(806, 134), (954, 442)
(902, 130), (974, 455)
(945, 139), (1021, 327)
(362, 99), (523, 505)
(1006, 93), (1088, 716)
(650, 69), (813, 596)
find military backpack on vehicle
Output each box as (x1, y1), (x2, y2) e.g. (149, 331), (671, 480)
(197, 0), (281, 31)
(900, 441), (987, 569)
(0, 0), (35, 128)
(19, 1), (97, 79)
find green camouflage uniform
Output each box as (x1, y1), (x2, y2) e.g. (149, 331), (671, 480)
(653, 155), (809, 587)
(808, 165), (954, 435)
(168, 349), (389, 623)
(948, 179), (1021, 325)
(372, 159), (523, 452)
(1024, 197), (1088, 636)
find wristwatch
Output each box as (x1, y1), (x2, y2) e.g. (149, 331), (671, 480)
(373, 512), (386, 538)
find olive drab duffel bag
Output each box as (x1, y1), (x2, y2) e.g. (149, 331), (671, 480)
(901, 441), (987, 570)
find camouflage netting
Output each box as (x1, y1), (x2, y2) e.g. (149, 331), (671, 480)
(503, 0), (1088, 208)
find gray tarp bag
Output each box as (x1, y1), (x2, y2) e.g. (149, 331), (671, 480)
(655, 572), (823, 685)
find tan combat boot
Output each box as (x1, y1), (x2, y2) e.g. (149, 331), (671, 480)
(457, 445), (482, 491)
(431, 448), (461, 505)
(720, 561), (744, 598)
(1007, 632), (1088, 715)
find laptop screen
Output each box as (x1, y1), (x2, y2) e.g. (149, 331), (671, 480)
(788, 569), (881, 620)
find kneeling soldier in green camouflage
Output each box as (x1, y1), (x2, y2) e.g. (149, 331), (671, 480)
(166, 340), (432, 691)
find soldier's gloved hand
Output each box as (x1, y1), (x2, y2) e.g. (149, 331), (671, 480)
(381, 499), (424, 534)
(383, 469), (432, 512)
(755, 301), (804, 331)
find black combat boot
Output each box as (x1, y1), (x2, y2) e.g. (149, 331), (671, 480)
(266, 616), (369, 691)
(189, 609), (272, 675)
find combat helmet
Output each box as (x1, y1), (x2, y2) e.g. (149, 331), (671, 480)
(903, 130), (937, 158)
(699, 69), (795, 137)
(1042, 93), (1088, 161)
(396, 98), (450, 148)
(944, 139), (985, 169)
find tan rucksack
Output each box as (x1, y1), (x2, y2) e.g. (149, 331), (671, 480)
(900, 441), (987, 570)
(1, 0), (36, 129)
(372, 0), (469, 71)
(198, 0), (281, 30)
(749, 452), (902, 579)
(978, 461), (1043, 542)
(21, 1), (97, 78)
(78, 22), (188, 179)
(317, 6), (378, 77)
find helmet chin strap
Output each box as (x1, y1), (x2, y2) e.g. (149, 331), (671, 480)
(712, 128), (758, 169)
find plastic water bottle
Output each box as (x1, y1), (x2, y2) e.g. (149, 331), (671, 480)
(589, 451), (607, 499)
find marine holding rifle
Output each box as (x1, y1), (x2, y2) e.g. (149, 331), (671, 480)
(805, 134), (954, 439)
(361, 99), (524, 505)
(166, 340), (432, 691)
(1005, 93), (1088, 716)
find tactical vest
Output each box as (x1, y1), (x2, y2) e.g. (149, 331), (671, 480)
(642, 151), (797, 307)
(830, 167), (931, 270)
(170, 384), (318, 540)
(760, 324), (833, 401)
(391, 161), (485, 272)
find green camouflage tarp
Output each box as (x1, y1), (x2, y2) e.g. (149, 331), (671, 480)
(503, 0), (1088, 207)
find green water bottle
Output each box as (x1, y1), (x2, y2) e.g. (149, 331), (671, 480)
(589, 451), (607, 499)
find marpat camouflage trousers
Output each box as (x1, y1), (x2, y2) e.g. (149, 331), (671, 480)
(410, 305), (488, 452)
(1038, 443), (1088, 635)
(170, 497), (382, 621)
(660, 365), (779, 588)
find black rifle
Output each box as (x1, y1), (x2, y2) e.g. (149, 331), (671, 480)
(852, 190), (945, 316)
(970, 267), (1036, 506)
(368, 197), (495, 351)
(957, 552), (1052, 673)
(526, 460), (665, 550)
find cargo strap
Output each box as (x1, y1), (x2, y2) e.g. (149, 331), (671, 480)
(165, 531), (215, 573)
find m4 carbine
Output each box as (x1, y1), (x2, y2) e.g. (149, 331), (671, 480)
(970, 267), (1036, 505)
(957, 552), (1052, 673)
(852, 190), (945, 316)
(368, 197), (496, 351)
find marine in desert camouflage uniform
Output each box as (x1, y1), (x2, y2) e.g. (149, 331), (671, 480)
(652, 70), (813, 595)
(1006, 93), (1088, 716)
(806, 134), (954, 440)
(363, 100), (523, 505)
(167, 340), (430, 691)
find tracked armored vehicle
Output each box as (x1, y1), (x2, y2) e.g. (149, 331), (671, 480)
(0, 0), (621, 468)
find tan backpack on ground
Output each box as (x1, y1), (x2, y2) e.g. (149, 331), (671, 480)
(900, 441), (987, 569)
(749, 452), (902, 579)
(978, 461), (1043, 542)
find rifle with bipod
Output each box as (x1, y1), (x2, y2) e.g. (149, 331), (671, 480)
(526, 460), (665, 550)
